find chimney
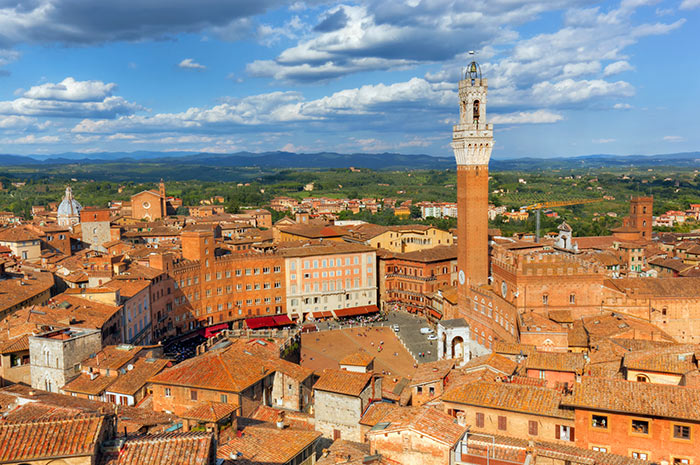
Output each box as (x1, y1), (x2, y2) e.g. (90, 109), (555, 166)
(276, 410), (286, 429)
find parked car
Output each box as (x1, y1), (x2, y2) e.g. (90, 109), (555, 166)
(427, 334), (438, 341)
(420, 327), (434, 334)
(391, 324), (400, 332)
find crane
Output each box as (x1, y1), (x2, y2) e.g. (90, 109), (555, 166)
(521, 198), (607, 243)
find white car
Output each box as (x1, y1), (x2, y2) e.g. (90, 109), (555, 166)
(391, 325), (400, 332)
(427, 334), (438, 341)
(419, 327), (434, 335)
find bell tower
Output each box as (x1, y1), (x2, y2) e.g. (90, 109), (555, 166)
(452, 59), (493, 305)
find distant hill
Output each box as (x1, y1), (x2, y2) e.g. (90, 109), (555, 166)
(1, 150), (699, 171)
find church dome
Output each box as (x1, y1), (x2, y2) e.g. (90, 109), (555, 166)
(57, 186), (82, 218)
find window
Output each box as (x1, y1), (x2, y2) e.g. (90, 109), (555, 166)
(569, 293), (575, 304)
(498, 416), (507, 431)
(476, 412), (484, 428)
(190, 390), (198, 401)
(556, 425), (574, 441)
(542, 294), (548, 305)
(416, 386), (422, 394)
(631, 419), (649, 435)
(673, 424), (691, 440)
(591, 414), (608, 429)
(592, 446), (607, 452)
(674, 459), (690, 465)
(636, 374), (649, 382)
(429, 386), (435, 395)
(164, 387), (171, 397)
(632, 452), (648, 460)
(221, 394), (228, 403)
(528, 420), (538, 436)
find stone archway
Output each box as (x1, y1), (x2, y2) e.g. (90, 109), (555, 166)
(451, 336), (464, 360)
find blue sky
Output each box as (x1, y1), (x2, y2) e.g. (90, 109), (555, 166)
(0, 0), (698, 158)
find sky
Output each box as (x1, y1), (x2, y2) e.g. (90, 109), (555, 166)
(0, 0), (698, 159)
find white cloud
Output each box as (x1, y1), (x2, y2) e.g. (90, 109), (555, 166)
(663, 135), (685, 142)
(0, 115), (37, 129)
(178, 58), (206, 70)
(23, 77), (116, 101)
(0, 77), (141, 118)
(490, 110), (563, 124)
(530, 79), (634, 105)
(2, 134), (60, 144)
(613, 103), (633, 109)
(680, 0), (700, 9)
(593, 138), (616, 143)
(604, 60), (634, 76)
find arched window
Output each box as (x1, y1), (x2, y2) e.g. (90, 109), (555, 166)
(473, 100), (480, 124)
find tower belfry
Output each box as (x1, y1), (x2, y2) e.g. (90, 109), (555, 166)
(452, 60), (493, 303)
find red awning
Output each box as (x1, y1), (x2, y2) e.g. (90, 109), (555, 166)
(334, 305), (379, 318)
(245, 315), (294, 329)
(200, 323), (229, 338)
(311, 311), (333, 319)
(428, 308), (443, 320)
(245, 316), (276, 329)
(272, 315), (293, 326)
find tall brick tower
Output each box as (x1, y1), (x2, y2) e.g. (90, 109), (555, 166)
(452, 59), (493, 307)
(629, 196), (653, 239)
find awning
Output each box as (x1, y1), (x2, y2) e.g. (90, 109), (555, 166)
(272, 315), (293, 326)
(245, 316), (276, 329)
(245, 315), (294, 329)
(200, 323), (229, 338)
(311, 311), (334, 319)
(334, 305), (379, 318)
(428, 308), (443, 320)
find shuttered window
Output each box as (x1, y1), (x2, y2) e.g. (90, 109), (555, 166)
(498, 416), (507, 431)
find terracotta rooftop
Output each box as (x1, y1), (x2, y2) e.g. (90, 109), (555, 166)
(181, 402), (238, 422)
(0, 226), (40, 242)
(410, 359), (455, 385)
(0, 292), (121, 342)
(0, 415), (105, 462)
(386, 245), (457, 263)
(359, 401), (397, 426)
(0, 270), (54, 313)
(562, 377), (700, 421)
(316, 440), (371, 465)
(249, 405), (315, 431)
(100, 432), (214, 465)
(340, 350), (375, 367)
(81, 344), (143, 371)
(442, 381), (574, 420)
(622, 344), (698, 375)
(105, 279), (150, 298)
(149, 346), (272, 393)
(62, 372), (117, 396)
(313, 369), (373, 397)
(106, 358), (171, 395)
(580, 312), (675, 344)
(461, 353), (517, 376)
(493, 341), (535, 356)
(606, 276), (700, 298)
(524, 351), (586, 373)
(365, 406), (467, 447)
(276, 240), (374, 258)
(217, 424), (321, 464)
(462, 431), (648, 465)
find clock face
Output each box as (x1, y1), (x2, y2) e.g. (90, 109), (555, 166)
(501, 280), (508, 298)
(458, 270), (465, 285)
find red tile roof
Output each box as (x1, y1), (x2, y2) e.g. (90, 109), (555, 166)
(0, 415), (105, 462)
(313, 369), (373, 397)
(100, 432), (214, 465)
(562, 377), (700, 421)
(524, 351), (586, 373)
(442, 381), (574, 419)
(340, 350), (375, 367)
(181, 402), (238, 422)
(366, 406), (467, 447)
(149, 347), (272, 393)
(217, 424), (321, 464)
